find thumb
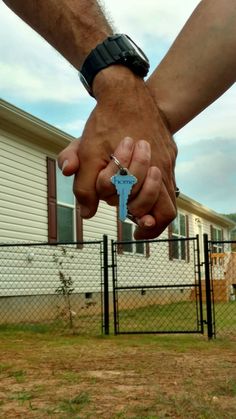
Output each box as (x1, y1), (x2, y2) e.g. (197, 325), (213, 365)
(57, 139), (80, 176)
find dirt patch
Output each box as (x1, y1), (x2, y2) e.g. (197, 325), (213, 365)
(0, 333), (235, 418)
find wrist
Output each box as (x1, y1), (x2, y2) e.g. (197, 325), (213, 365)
(92, 65), (144, 100)
(145, 78), (173, 133)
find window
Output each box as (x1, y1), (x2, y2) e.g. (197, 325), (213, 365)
(119, 220), (146, 255)
(211, 226), (223, 254)
(122, 221), (145, 254)
(56, 167), (75, 242)
(169, 213), (189, 261)
(47, 157), (83, 244)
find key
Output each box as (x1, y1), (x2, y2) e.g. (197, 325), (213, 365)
(111, 169), (137, 221)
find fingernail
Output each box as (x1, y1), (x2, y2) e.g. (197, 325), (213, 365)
(122, 137), (133, 150)
(80, 205), (90, 218)
(138, 140), (149, 152)
(62, 160), (68, 174)
(144, 219), (154, 227)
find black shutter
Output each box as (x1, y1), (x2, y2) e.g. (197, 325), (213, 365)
(75, 201), (83, 248)
(46, 157), (57, 243)
(168, 223), (173, 260)
(145, 242), (150, 258)
(186, 214), (190, 263)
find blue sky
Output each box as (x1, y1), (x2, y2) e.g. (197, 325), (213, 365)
(0, 0), (235, 214)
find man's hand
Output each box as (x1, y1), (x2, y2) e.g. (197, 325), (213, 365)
(58, 66), (177, 239)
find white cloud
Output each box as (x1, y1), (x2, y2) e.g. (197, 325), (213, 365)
(0, 2), (87, 103)
(102, 0), (200, 44)
(56, 118), (87, 136)
(176, 138), (236, 213)
(0, 1), (200, 104)
(175, 85), (236, 144)
(0, 61), (87, 103)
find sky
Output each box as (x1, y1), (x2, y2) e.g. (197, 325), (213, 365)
(0, 0), (235, 214)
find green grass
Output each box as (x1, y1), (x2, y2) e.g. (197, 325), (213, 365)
(8, 369), (26, 383)
(10, 390), (33, 403)
(59, 392), (91, 414)
(0, 300), (234, 338)
(116, 300), (236, 336)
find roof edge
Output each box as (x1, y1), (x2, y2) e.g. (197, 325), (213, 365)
(178, 193), (236, 228)
(0, 98), (74, 148)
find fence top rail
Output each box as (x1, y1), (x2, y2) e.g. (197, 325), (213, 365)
(115, 283), (198, 290)
(209, 240), (236, 245)
(0, 240), (103, 248)
(114, 236), (197, 245)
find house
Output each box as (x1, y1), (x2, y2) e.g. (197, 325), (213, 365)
(0, 99), (235, 323)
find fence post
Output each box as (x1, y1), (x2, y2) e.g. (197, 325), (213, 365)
(196, 235), (204, 334)
(203, 234), (213, 339)
(103, 234), (109, 335)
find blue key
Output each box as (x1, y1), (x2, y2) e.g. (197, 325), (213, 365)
(111, 169), (137, 221)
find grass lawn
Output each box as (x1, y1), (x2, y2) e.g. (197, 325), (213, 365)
(0, 330), (235, 418)
(115, 301), (236, 336)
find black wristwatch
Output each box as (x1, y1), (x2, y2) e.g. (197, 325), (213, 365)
(79, 34), (150, 96)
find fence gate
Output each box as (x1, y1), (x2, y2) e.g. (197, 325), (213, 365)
(204, 234), (236, 338)
(112, 236), (204, 335)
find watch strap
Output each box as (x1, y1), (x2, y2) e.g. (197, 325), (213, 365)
(80, 34), (149, 89)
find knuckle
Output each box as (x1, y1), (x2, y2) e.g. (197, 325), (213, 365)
(134, 153), (150, 166)
(166, 206), (177, 225)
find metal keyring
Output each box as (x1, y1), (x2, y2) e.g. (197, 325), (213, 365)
(110, 154), (124, 171)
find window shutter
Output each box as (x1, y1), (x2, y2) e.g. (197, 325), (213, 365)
(168, 223), (173, 260)
(47, 157), (57, 243)
(145, 242), (150, 258)
(186, 214), (190, 263)
(75, 201), (83, 248)
(221, 228), (224, 252)
(210, 224), (214, 240)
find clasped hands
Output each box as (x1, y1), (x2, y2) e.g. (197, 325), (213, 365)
(58, 67), (177, 239)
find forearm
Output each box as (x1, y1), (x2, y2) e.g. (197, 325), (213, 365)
(146, 0), (236, 134)
(3, 0), (113, 69)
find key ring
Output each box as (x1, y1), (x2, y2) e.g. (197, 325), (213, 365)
(110, 154), (124, 171)
(110, 154), (129, 175)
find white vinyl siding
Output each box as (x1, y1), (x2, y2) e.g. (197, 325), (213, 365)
(0, 130), (54, 242)
(84, 201), (117, 241)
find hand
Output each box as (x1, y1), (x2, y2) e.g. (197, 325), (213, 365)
(58, 137), (161, 229)
(58, 66), (177, 239)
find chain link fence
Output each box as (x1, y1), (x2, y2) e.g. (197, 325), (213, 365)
(1, 237), (235, 338)
(112, 237), (203, 334)
(0, 241), (103, 335)
(209, 240), (236, 337)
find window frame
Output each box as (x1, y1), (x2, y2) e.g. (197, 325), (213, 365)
(117, 214), (150, 257)
(47, 157), (83, 245)
(169, 212), (189, 262)
(211, 226), (223, 254)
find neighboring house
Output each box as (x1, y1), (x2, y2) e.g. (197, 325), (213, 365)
(0, 99), (235, 313)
